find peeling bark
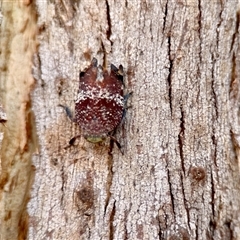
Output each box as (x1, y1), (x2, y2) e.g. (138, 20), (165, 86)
(0, 1), (38, 240)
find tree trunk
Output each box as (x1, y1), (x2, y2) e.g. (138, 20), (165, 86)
(1, 0), (240, 239)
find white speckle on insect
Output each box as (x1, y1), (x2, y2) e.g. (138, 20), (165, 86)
(75, 87), (124, 107)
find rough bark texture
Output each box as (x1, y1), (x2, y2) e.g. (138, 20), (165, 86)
(1, 0), (240, 240)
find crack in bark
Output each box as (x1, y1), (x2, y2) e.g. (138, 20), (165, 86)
(210, 46), (218, 168)
(197, 0), (202, 36)
(167, 169), (175, 221)
(178, 106), (185, 175)
(197, 0), (202, 64)
(210, 53), (219, 119)
(105, 0), (113, 46)
(210, 170), (215, 218)
(230, 53), (237, 99)
(223, 220), (233, 239)
(99, 0), (113, 67)
(207, 219), (216, 239)
(104, 154), (114, 214)
(123, 209), (129, 240)
(54, 0), (76, 28)
(196, 216), (199, 240)
(216, 2), (224, 52)
(211, 134), (217, 167)
(167, 36), (173, 116)
(162, 0), (168, 33)
(100, 40), (108, 69)
(109, 200), (116, 240)
(60, 163), (65, 206)
(180, 173), (190, 230)
(210, 4), (225, 124)
(157, 211), (162, 240)
(230, 11), (240, 52)
(230, 130), (239, 164)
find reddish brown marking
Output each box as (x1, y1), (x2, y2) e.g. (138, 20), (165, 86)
(75, 58), (124, 140)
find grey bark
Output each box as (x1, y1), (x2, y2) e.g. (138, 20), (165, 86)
(1, 0), (240, 239)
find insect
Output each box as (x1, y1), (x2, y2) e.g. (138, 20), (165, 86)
(61, 58), (130, 151)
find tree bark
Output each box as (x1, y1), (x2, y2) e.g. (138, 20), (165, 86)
(1, 0), (240, 239)
(0, 1), (38, 240)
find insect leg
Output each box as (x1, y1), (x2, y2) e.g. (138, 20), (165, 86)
(58, 104), (75, 122)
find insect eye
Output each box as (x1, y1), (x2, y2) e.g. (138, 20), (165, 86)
(80, 71), (85, 78)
